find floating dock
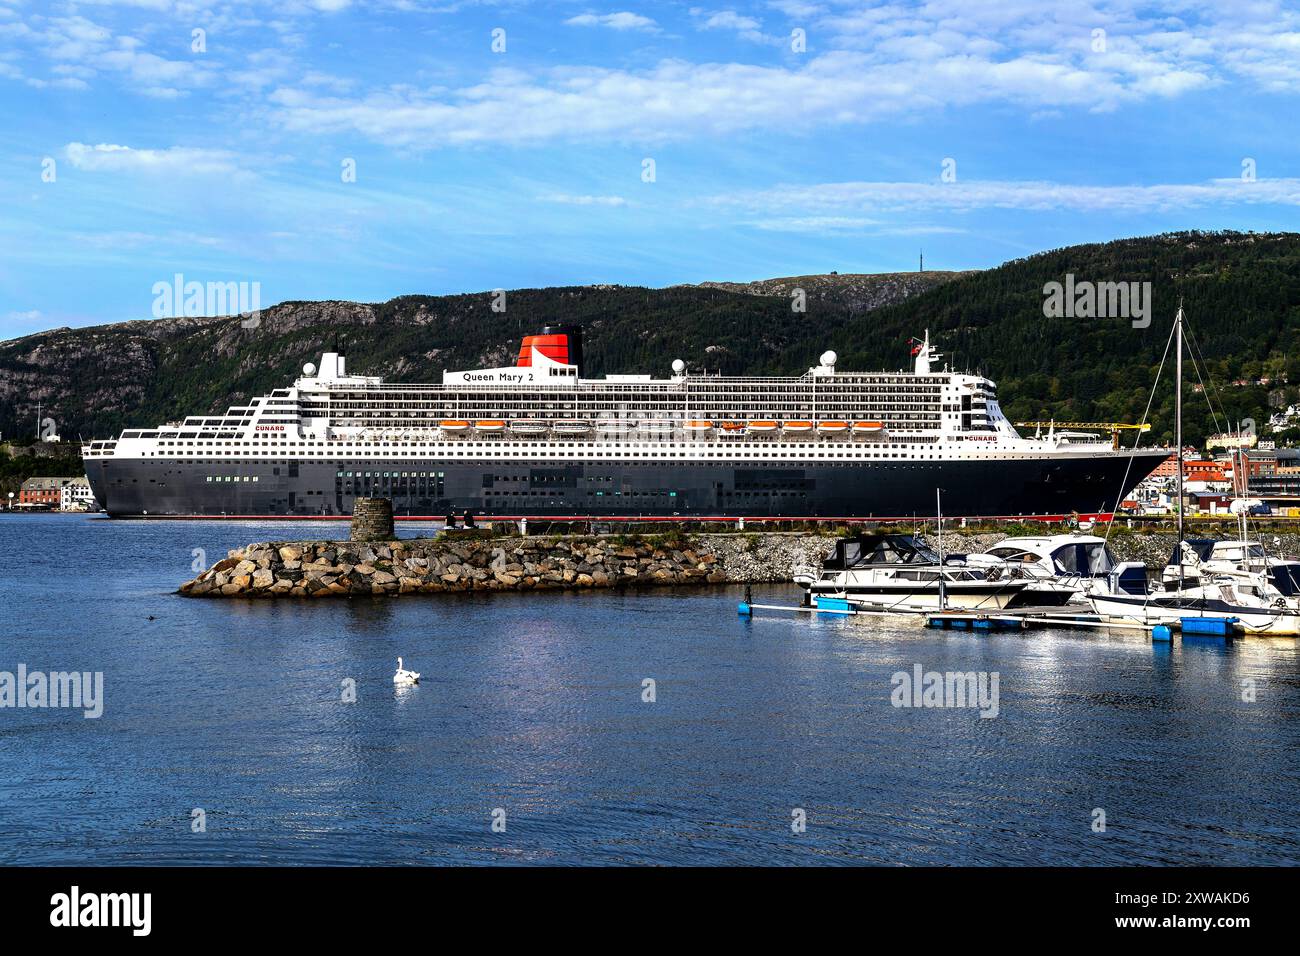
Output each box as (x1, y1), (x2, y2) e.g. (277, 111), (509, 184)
(739, 597), (1241, 640)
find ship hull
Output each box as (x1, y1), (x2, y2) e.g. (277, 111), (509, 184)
(85, 450), (1167, 519)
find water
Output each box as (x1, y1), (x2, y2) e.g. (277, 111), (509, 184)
(1, 512), (1298, 866)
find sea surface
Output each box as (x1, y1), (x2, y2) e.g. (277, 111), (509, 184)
(1, 512), (1298, 866)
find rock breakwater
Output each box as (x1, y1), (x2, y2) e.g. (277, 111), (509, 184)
(178, 529), (1300, 598)
(178, 532), (836, 598)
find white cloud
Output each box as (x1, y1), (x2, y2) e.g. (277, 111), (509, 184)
(747, 215), (880, 232)
(711, 177), (1300, 217)
(698, 11), (762, 33)
(0, 13), (213, 98)
(64, 143), (244, 176)
(539, 193), (629, 206)
(267, 35), (1219, 149)
(565, 12), (658, 32)
(692, 8), (771, 43)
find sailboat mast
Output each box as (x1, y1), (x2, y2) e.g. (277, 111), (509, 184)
(1175, 301), (1185, 591)
(936, 487), (947, 611)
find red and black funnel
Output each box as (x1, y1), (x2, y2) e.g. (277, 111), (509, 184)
(516, 325), (583, 372)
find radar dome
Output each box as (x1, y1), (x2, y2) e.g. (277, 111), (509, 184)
(303, 362), (317, 376)
(672, 359), (686, 374)
(820, 350), (837, 366)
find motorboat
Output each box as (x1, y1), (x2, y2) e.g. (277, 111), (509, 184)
(1089, 557), (1300, 635)
(962, 533), (1118, 604)
(1160, 538), (1300, 596)
(797, 534), (1072, 612)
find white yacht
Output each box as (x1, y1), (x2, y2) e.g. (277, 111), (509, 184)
(961, 533), (1118, 604)
(799, 534), (1075, 612)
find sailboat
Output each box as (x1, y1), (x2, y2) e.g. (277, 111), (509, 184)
(1087, 303), (1300, 635)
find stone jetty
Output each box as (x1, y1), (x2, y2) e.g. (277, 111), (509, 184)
(178, 531), (835, 598)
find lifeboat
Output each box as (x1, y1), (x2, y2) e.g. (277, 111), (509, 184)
(474, 420), (506, 433)
(596, 419), (635, 434)
(852, 421), (886, 435)
(684, 420), (714, 433)
(817, 420), (849, 434)
(508, 420), (549, 435)
(552, 420), (591, 435)
(719, 421), (746, 433)
(782, 420), (813, 434)
(638, 420), (675, 434)
(439, 419), (470, 433)
(747, 420), (778, 434)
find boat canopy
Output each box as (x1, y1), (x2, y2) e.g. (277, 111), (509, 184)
(1050, 541), (1116, 576)
(1167, 539), (1216, 566)
(822, 534), (941, 569)
(1270, 564), (1300, 597)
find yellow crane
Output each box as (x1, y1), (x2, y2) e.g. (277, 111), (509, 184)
(1015, 421), (1152, 449)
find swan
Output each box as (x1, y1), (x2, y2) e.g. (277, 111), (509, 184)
(393, 656), (420, 685)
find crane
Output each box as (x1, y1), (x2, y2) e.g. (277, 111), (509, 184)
(1015, 421), (1152, 449)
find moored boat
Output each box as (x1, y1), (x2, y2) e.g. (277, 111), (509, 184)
(799, 534), (1070, 612)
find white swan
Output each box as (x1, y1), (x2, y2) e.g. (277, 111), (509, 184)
(393, 656), (420, 686)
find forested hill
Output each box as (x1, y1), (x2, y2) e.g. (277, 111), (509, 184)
(1, 230), (1296, 447)
(851, 231), (1300, 446)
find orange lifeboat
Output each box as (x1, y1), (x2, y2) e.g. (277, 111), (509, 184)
(817, 420), (849, 434)
(782, 420), (813, 434)
(747, 420), (778, 434)
(684, 420), (714, 432)
(474, 420), (506, 433)
(440, 419), (470, 433)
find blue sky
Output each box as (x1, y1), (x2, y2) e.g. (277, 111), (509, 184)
(1, 0), (1298, 337)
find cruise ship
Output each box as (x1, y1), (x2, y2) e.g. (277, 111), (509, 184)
(82, 327), (1168, 518)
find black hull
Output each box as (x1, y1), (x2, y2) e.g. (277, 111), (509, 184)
(84, 451), (1167, 519)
